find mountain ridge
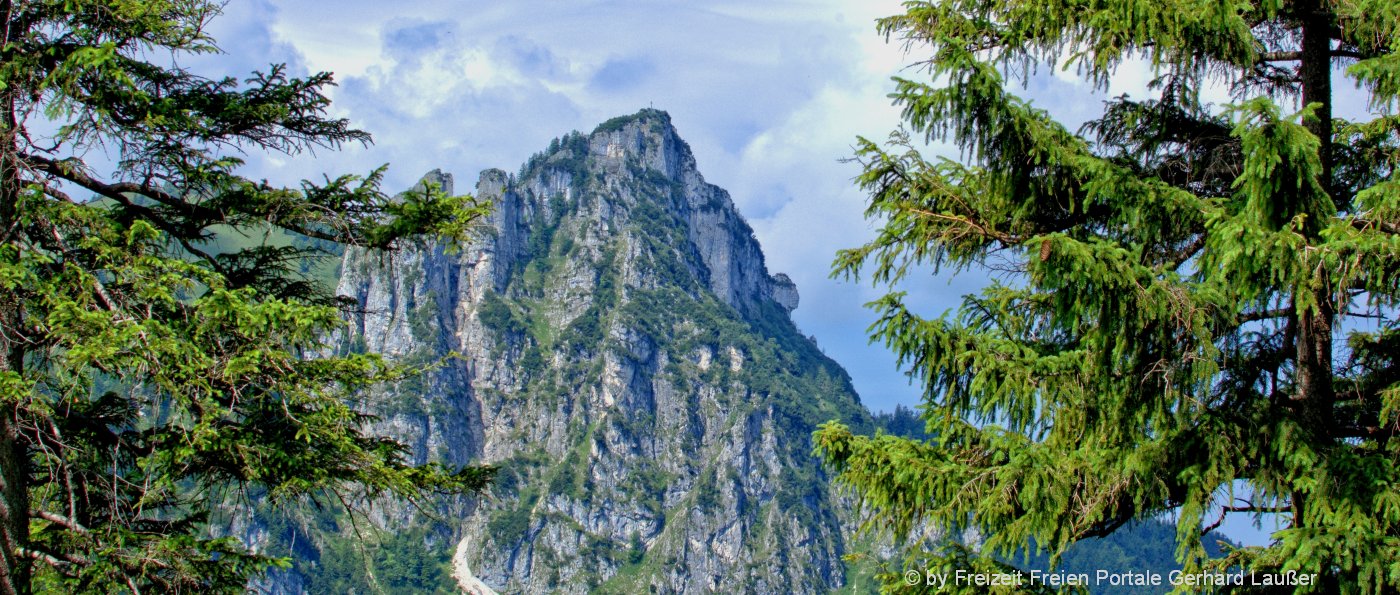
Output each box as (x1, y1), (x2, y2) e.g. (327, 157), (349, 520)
(307, 108), (872, 593)
(232, 109), (1224, 594)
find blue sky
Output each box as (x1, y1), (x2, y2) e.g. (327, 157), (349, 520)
(202, 0), (953, 414)
(198, 2), (1374, 421)
(192, 0), (1333, 548)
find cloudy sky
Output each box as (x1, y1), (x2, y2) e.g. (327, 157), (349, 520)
(190, 0), (1347, 546)
(193, 0), (1189, 415)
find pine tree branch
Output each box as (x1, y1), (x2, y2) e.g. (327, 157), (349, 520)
(1204, 507), (1263, 535)
(1079, 515), (1133, 539)
(1351, 218), (1400, 235)
(22, 153), (212, 220)
(1254, 48), (1365, 62)
(23, 151), (353, 247)
(34, 217), (120, 312)
(1344, 310), (1387, 318)
(31, 510), (88, 534)
(17, 546), (87, 568)
(1331, 47), (1367, 60)
(1201, 503), (1291, 536)
(1238, 308), (1292, 324)
(1166, 235), (1207, 271)
(1222, 504), (1291, 513)
(22, 152), (229, 270)
(905, 207), (1018, 245)
(1335, 425), (1393, 439)
(1260, 51), (1302, 62)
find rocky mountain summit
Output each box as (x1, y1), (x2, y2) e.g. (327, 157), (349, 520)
(289, 109), (873, 593)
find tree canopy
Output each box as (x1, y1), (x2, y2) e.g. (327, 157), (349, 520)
(815, 0), (1400, 592)
(0, 1), (491, 593)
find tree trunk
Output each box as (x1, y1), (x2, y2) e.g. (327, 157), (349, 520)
(0, 168), (27, 595)
(0, 402), (26, 595)
(0, 0), (29, 586)
(1289, 0), (1336, 531)
(0, 158), (28, 595)
(1293, 0), (1335, 421)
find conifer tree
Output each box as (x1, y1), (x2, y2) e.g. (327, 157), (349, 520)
(815, 0), (1400, 591)
(0, 2), (491, 592)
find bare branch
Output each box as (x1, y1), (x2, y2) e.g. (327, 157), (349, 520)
(18, 546), (88, 568)
(1260, 51), (1302, 62)
(1351, 218), (1400, 235)
(1222, 504), (1291, 513)
(1167, 234), (1207, 271)
(1238, 308), (1292, 325)
(23, 153), (206, 218)
(32, 510), (89, 534)
(38, 219), (119, 312)
(22, 152), (226, 268)
(905, 206), (1018, 244)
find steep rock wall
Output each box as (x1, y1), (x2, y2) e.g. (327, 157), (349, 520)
(321, 110), (869, 594)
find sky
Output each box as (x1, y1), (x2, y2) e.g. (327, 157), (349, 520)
(196, 0), (956, 415)
(186, 0), (1322, 548)
(192, 2), (1376, 421)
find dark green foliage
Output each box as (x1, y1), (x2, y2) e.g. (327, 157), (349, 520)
(477, 291), (526, 340)
(524, 216), (561, 265)
(408, 292), (440, 343)
(363, 530), (457, 595)
(547, 447), (587, 500)
(694, 469), (721, 511)
(631, 464), (669, 519)
(627, 532), (646, 565)
(774, 477), (819, 529)
(563, 309), (606, 353)
(301, 523), (457, 595)
(0, 2), (493, 593)
(518, 346), (547, 376)
(580, 534), (624, 567)
(593, 109), (672, 135)
(626, 174), (703, 291)
(561, 246), (622, 355)
(508, 189), (579, 292)
(1017, 521), (1237, 595)
(872, 405), (930, 441)
(518, 131), (591, 182)
(488, 505), (535, 546)
(815, 0), (1400, 592)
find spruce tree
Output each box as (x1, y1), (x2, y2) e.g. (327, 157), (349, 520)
(814, 0), (1399, 591)
(0, 2), (491, 592)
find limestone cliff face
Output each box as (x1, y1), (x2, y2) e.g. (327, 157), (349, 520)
(332, 110), (869, 593)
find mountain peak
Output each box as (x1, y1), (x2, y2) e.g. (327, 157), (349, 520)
(512, 108), (691, 185)
(586, 108), (693, 182)
(495, 111), (797, 319)
(320, 112), (868, 594)
(590, 107), (673, 135)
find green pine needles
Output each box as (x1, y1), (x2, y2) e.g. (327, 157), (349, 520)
(0, 2), (491, 593)
(815, 0), (1400, 592)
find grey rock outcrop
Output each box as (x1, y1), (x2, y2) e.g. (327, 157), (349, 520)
(320, 109), (868, 593)
(770, 273), (799, 313)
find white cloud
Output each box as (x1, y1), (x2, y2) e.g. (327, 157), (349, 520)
(205, 0), (948, 411)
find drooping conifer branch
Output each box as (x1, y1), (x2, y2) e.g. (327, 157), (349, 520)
(0, 2), (494, 592)
(817, 0), (1400, 590)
